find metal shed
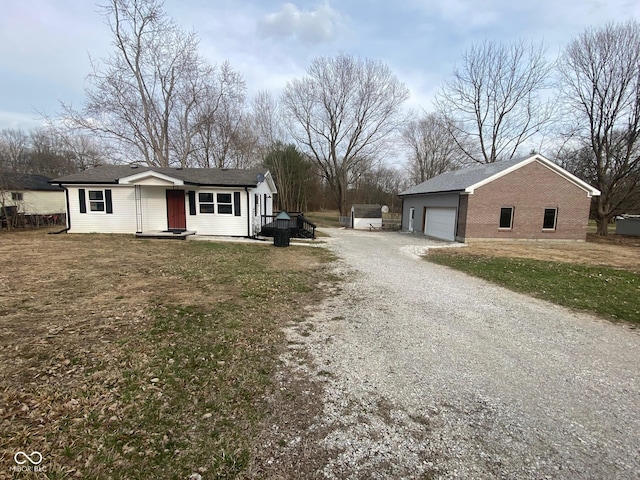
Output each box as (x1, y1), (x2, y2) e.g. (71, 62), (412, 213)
(351, 204), (382, 230)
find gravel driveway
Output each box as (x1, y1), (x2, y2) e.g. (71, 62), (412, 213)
(262, 228), (640, 479)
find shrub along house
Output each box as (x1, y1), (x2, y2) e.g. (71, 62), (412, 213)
(398, 154), (600, 242)
(52, 165), (277, 237)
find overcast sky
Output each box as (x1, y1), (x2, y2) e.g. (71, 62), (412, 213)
(1, 0), (639, 132)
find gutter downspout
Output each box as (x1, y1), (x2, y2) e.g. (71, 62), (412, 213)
(245, 187), (251, 238)
(50, 184), (70, 234)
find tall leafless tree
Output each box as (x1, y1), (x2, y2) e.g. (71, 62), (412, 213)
(436, 39), (554, 164)
(402, 112), (463, 184)
(252, 90), (285, 155)
(189, 61), (250, 168)
(282, 53), (409, 215)
(558, 20), (640, 235)
(62, 0), (234, 167)
(0, 129), (29, 173)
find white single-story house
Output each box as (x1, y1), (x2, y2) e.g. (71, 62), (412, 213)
(351, 204), (382, 229)
(398, 154), (600, 242)
(1, 173), (65, 215)
(52, 165), (277, 237)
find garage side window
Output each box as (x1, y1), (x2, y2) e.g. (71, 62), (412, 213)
(543, 208), (557, 230)
(499, 207), (514, 229)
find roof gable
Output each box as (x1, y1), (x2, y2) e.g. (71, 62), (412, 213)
(399, 155), (600, 197)
(119, 170), (184, 186)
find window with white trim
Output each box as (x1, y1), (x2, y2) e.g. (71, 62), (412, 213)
(217, 193), (233, 214)
(199, 193), (215, 213)
(89, 190), (105, 211)
(499, 207), (514, 229)
(543, 208), (558, 230)
(11, 192), (23, 201)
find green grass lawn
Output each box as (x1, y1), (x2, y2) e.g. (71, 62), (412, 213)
(427, 252), (640, 324)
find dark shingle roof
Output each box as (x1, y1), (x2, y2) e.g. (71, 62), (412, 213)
(399, 157), (527, 196)
(2, 173), (62, 191)
(352, 204), (382, 218)
(52, 165), (269, 187)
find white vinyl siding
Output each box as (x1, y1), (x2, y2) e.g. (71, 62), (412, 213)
(139, 187), (168, 232)
(67, 186), (137, 233)
(189, 189), (248, 236)
(65, 178), (276, 237)
(2, 190), (65, 215)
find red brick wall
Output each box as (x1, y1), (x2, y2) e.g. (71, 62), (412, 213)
(462, 160), (593, 241)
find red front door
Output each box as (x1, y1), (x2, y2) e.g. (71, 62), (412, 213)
(166, 190), (186, 231)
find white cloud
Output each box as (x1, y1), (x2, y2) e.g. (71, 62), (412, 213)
(257, 2), (346, 44)
(0, 111), (45, 131)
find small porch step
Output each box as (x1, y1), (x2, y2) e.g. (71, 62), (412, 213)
(136, 230), (197, 240)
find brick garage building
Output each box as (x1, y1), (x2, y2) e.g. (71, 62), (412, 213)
(398, 154), (600, 242)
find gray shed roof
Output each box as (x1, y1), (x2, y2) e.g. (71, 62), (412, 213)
(351, 204), (382, 218)
(2, 173), (62, 191)
(398, 155), (600, 197)
(52, 165), (269, 187)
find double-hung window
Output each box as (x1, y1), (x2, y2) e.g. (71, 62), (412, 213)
(199, 193), (215, 213)
(89, 191), (105, 211)
(79, 188), (112, 214)
(216, 193), (233, 214)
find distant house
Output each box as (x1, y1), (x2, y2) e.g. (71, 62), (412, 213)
(351, 204), (382, 230)
(0, 173), (65, 215)
(398, 154), (600, 242)
(52, 165), (277, 237)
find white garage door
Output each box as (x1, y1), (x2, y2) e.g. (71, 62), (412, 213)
(425, 207), (457, 241)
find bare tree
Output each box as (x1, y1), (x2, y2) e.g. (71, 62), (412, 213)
(189, 61), (250, 168)
(436, 39), (554, 164)
(558, 20), (640, 235)
(252, 90), (285, 154)
(402, 112), (462, 184)
(0, 129), (29, 173)
(62, 0), (221, 167)
(282, 53), (409, 215)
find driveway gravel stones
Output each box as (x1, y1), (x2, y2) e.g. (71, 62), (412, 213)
(260, 229), (640, 479)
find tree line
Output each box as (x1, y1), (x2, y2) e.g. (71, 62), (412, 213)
(3, 0), (639, 234)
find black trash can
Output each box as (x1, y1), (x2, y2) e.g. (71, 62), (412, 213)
(274, 211), (291, 247)
(274, 227), (290, 247)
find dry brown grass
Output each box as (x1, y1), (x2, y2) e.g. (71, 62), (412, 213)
(459, 234), (640, 272)
(0, 228), (334, 479)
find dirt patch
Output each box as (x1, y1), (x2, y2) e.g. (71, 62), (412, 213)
(455, 234), (640, 271)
